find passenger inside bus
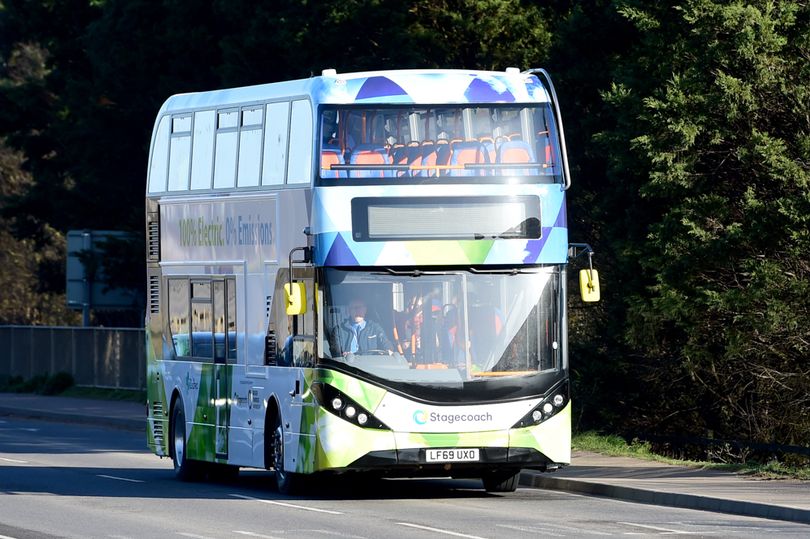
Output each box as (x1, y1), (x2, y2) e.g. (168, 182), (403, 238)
(328, 298), (395, 357)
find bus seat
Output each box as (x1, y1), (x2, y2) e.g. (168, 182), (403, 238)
(497, 140), (537, 175)
(348, 144), (391, 178)
(391, 142), (422, 177)
(435, 140), (452, 175)
(420, 141), (437, 177)
(449, 140), (488, 176)
(479, 137), (497, 163)
(320, 145), (345, 178)
(536, 131), (554, 171)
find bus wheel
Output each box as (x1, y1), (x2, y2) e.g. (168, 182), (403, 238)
(171, 404), (202, 481)
(271, 415), (301, 494)
(482, 470), (520, 492)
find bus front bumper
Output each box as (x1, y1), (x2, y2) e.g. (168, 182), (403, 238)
(313, 403), (571, 474)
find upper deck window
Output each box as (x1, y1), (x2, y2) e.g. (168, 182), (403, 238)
(317, 104), (562, 185)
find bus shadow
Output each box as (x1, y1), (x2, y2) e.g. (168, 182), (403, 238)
(0, 465), (501, 501)
(237, 470), (496, 500)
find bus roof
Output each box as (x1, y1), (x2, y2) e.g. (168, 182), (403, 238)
(158, 69), (551, 115)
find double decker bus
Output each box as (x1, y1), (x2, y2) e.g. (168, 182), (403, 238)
(145, 68), (599, 493)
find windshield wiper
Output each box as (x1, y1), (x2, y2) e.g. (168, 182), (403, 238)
(468, 267), (538, 275)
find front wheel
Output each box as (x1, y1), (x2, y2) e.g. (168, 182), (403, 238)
(171, 403), (203, 481)
(271, 415), (303, 494)
(482, 470), (520, 492)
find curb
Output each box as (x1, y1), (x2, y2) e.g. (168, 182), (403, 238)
(520, 472), (810, 525)
(0, 406), (144, 432)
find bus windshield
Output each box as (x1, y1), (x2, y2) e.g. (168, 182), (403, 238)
(318, 104), (561, 183)
(319, 267), (562, 388)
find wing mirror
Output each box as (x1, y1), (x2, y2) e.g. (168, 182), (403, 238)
(285, 281), (307, 315)
(579, 268), (600, 302)
(569, 243), (601, 303)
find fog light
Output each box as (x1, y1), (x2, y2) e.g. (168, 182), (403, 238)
(345, 405), (357, 418)
(357, 413), (368, 425)
(553, 394), (565, 407)
(531, 410), (543, 423)
(331, 397), (343, 410)
(543, 402), (554, 414)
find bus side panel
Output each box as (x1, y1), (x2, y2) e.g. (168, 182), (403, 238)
(146, 331), (169, 457)
(159, 360), (218, 463)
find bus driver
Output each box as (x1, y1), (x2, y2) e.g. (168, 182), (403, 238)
(328, 298), (395, 357)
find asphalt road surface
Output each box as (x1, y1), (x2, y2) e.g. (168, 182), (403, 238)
(1, 417), (808, 539)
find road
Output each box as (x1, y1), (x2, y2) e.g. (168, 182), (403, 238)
(1, 417), (808, 539)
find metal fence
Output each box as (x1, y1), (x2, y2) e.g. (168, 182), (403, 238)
(0, 326), (145, 390)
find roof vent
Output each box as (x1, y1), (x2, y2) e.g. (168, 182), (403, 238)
(505, 67), (521, 75)
(322, 68), (338, 77)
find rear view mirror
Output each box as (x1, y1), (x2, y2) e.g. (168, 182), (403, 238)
(579, 269), (600, 302)
(285, 282), (307, 315)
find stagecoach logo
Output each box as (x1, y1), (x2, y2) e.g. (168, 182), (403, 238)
(412, 409), (493, 426)
(185, 373), (199, 391)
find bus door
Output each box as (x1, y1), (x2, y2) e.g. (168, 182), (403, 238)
(212, 278), (236, 459)
(287, 270), (317, 461)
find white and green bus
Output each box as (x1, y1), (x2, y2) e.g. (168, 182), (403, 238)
(145, 68), (599, 493)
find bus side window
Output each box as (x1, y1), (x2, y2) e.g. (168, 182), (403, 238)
(287, 99), (313, 184)
(148, 116), (170, 193)
(263, 102), (289, 186)
(167, 278), (189, 358)
(191, 281), (214, 360)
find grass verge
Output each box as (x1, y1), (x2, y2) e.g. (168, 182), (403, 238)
(573, 431), (810, 480)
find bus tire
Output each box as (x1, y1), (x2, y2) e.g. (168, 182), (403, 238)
(482, 469), (520, 492)
(171, 403), (203, 481)
(271, 414), (302, 494)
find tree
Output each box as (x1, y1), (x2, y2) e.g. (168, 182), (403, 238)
(602, 0), (810, 445)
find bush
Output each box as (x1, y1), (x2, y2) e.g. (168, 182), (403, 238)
(41, 372), (75, 395)
(0, 372), (74, 395)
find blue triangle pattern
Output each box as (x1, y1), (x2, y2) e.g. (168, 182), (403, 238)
(464, 77), (515, 102)
(323, 233), (359, 266)
(356, 77), (408, 100)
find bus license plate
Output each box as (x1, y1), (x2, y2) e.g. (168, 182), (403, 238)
(425, 448), (480, 463)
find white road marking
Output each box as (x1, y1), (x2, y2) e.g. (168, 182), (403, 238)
(97, 474), (145, 483)
(229, 493), (343, 515)
(233, 531), (285, 539)
(177, 533), (217, 539)
(0, 534), (19, 539)
(618, 522), (704, 535)
(300, 530), (366, 538)
(0, 457), (29, 464)
(498, 522), (612, 536)
(397, 522), (489, 539)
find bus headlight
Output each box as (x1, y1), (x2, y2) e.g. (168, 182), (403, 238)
(312, 382), (389, 430)
(511, 382), (569, 429)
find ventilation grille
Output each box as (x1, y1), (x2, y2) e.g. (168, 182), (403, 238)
(265, 330), (277, 365)
(148, 275), (160, 314)
(266, 295), (272, 319)
(147, 212), (160, 262)
(152, 401), (164, 446)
